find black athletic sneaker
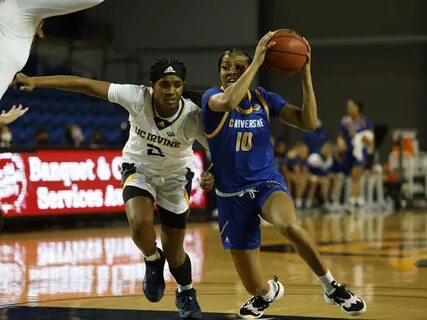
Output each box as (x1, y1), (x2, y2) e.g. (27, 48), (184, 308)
(324, 281), (367, 316)
(238, 277), (284, 319)
(175, 288), (202, 319)
(143, 248), (165, 302)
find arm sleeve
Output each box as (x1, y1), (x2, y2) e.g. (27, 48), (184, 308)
(108, 84), (143, 118)
(19, 0), (104, 19)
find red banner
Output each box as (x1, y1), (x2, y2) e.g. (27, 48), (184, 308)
(0, 149), (208, 217)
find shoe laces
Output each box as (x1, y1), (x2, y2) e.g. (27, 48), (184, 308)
(331, 283), (352, 299)
(178, 290), (199, 310)
(244, 295), (269, 310)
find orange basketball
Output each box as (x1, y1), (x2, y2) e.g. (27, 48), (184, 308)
(264, 29), (309, 75)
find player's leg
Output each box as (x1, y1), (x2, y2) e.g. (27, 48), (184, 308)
(306, 176), (319, 209)
(157, 209), (202, 319)
(19, 0), (104, 19)
(124, 190), (166, 302)
(231, 249), (284, 319)
(156, 171), (202, 319)
(217, 193), (284, 319)
(121, 165), (165, 302)
(261, 187), (366, 315)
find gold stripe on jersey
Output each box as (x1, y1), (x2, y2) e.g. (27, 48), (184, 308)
(206, 112), (229, 139)
(122, 173), (137, 189)
(255, 90), (270, 122)
(184, 190), (190, 205)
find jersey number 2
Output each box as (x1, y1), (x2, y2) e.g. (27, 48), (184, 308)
(147, 144), (165, 157)
(235, 132), (253, 151)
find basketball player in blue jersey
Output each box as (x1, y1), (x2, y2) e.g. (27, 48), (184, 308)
(201, 31), (366, 318)
(14, 57), (214, 319)
(339, 99), (374, 209)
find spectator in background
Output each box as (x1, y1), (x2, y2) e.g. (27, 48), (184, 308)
(303, 119), (329, 154)
(329, 136), (347, 210)
(35, 126), (49, 145)
(339, 99), (373, 209)
(306, 141), (333, 210)
(286, 142), (309, 210)
(65, 123), (85, 148)
(0, 125), (12, 148)
(273, 138), (287, 177)
(89, 130), (104, 149)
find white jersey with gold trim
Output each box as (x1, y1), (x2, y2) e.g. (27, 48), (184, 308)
(108, 84), (207, 178)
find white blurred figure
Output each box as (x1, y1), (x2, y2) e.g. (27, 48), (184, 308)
(306, 142), (333, 211)
(0, 0), (105, 101)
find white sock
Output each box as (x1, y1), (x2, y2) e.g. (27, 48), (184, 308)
(295, 198), (303, 209)
(318, 270), (336, 293)
(261, 280), (277, 301)
(356, 197), (365, 206)
(145, 250), (160, 261)
(306, 199), (313, 208)
(177, 283), (193, 293)
(348, 197), (356, 206)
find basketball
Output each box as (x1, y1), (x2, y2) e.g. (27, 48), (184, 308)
(264, 29), (309, 75)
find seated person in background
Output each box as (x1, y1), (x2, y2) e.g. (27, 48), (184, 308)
(35, 126), (49, 145)
(306, 141), (333, 210)
(286, 142), (309, 210)
(0, 125), (12, 148)
(303, 119), (330, 154)
(329, 136), (347, 210)
(273, 138), (287, 177)
(89, 130), (104, 149)
(65, 123), (85, 148)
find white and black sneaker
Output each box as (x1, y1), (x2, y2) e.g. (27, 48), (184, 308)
(324, 281), (366, 316)
(238, 276), (284, 319)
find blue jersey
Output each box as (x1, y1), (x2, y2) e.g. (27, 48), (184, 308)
(340, 115), (373, 147)
(201, 87), (287, 193)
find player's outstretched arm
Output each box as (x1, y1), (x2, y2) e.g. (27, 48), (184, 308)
(0, 105), (29, 127)
(12, 73), (110, 100)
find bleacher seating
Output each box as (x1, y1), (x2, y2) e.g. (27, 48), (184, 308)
(0, 87), (128, 146)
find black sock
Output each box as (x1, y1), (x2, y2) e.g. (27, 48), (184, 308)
(169, 254), (192, 286)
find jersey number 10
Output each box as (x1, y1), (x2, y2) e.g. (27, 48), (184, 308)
(235, 132), (253, 151)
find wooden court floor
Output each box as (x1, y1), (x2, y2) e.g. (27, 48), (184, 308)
(0, 211), (426, 319)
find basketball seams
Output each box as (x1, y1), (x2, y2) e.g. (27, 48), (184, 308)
(266, 49), (307, 57)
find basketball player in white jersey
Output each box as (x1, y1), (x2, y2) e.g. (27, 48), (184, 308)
(0, 0), (104, 107)
(13, 57), (214, 319)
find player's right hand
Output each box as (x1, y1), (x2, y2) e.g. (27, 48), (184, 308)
(11, 73), (35, 92)
(253, 31), (276, 67)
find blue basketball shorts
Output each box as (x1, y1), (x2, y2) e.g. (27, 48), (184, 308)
(216, 175), (291, 250)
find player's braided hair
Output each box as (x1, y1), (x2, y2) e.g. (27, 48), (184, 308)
(217, 49), (253, 72)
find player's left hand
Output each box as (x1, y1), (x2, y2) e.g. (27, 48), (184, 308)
(300, 37), (311, 75)
(200, 171), (214, 191)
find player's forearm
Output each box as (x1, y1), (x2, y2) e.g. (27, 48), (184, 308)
(300, 73), (317, 131)
(32, 76), (108, 99)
